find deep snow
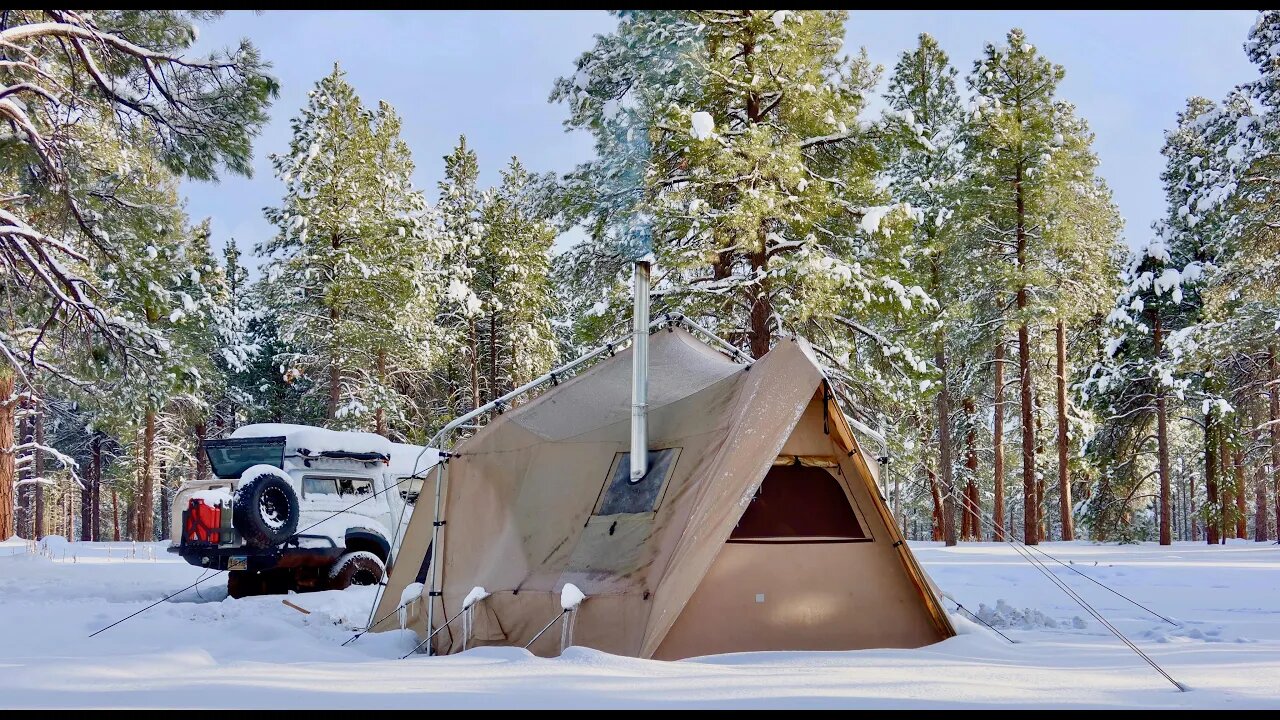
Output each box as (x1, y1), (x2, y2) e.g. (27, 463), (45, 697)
(1, 537), (1277, 708)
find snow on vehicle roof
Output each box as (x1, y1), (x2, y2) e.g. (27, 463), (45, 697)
(229, 424), (440, 476)
(231, 423), (395, 459)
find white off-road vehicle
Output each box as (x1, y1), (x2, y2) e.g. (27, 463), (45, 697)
(168, 424), (440, 598)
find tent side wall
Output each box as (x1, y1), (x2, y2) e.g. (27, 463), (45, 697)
(652, 392), (951, 659)
(827, 394), (956, 640)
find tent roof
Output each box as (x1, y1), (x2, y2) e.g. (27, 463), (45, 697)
(506, 326), (744, 441)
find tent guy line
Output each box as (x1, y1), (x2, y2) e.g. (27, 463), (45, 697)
(943, 482), (1187, 692)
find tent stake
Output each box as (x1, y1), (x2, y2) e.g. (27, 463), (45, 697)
(523, 609), (569, 651)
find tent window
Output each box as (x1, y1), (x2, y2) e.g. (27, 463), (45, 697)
(594, 448), (681, 515)
(729, 464), (869, 543)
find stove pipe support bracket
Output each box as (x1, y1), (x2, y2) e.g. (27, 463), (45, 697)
(630, 256), (652, 482)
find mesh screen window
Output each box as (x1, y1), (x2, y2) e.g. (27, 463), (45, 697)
(729, 464), (869, 542)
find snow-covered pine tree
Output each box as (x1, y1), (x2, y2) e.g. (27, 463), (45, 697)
(1083, 97), (1220, 544)
(965, 29), (1068, 545)
(1039, 102), (1124, 540)
(477, 159), (559, 397)
(550, 11), (702, 353)
(214, 238), (257, 435)
(262, 67), (435, 436)
(553, 10), (932, 440)
(1189, 12), (1280, 540)
(75, 159), (230, 540)
(432, 136), (487, 423)
(348, 101), (437, 437)
(262, 65), (378, 425)
(0, 10), (275, 538)
(880, 33), (969, 546)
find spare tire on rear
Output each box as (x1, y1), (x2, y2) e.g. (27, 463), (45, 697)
(327, 550), (385, 590)
(233, 471), (299, 548)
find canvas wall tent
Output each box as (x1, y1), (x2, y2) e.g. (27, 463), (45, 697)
(372, 325), (955, 659)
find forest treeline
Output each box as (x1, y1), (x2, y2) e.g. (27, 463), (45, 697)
(2, 11), (1277, 548)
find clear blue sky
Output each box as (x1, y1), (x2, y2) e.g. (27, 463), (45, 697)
(182, 10), (1258, 268)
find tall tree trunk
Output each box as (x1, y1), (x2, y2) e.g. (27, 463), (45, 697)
(934, 345), (957, 546)
(742, 32), (772, 362)
(1271, 347), (1280, 540)
(80, 443), (93, 542)
(31, 409), (43, 539)
(138, 410), (156, 541)
(927, 465), (944, 542)
(930, 256), (957, 547)
(375, 349), (388, 437)
(488, 313), (498, 402)
(1256, 462), (1269, 542)
(992, 339), (1006, 541)
(1055, 320), (1073, 540)
(963, 396), (980, 541)
(0, 369), (13, 539)
(1183, 472), (1192, 541)
(469, 319), (481, 411)
(17, 415), (32, 538)
(1015, 164), (1037, 545)
(748, 244), (772, 360)
(1205, 412), (1219, 545)
(1154, 312), (1172, 545)
(893, 464), (902, 529)
(91, 436), (102, 541)
(193, 421), (208, 481)
(328, 305), (342, 420)
(1220, 431), (1232, 544)
(158, 459), (169, 541)
(1234, 446), (1247, 539)
(111, 481), (121, 542)
(327, 230), (342, 421)
(1034, 389), (1047, 540)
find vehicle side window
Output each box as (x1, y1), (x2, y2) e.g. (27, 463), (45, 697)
(302, 475), (371, 498)
(303, 477), (338, 497)
(338, 478), (372, 496)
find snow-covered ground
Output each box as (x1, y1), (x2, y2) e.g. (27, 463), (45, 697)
(2, 536), (1277, 708)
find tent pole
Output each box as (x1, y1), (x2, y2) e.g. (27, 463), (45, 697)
(425, 460), (445, 655)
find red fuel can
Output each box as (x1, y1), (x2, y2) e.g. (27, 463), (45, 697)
(184, 498), (222, 544)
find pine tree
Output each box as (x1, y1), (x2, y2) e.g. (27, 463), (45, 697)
(1190, 12), (1280, 541)
(478, 159), (559, 396)
(1040, 102), (1124, 540)
(881, 33), (969, 545)
(352, 101), (437, 437)
(965, 30), (1068, 544)
(216, 238), (257, 433)
(553, 10), (933, 439)
(0, 11), (274, 537)
(261, 66), (435, 436)
(433, 136), (486, 422)
(1083, 98), (1219, 543)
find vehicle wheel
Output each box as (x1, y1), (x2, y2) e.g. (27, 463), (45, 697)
(327, 551), (385, 590)
(233, 472), (299, 548)
(226, 570), (263, 599)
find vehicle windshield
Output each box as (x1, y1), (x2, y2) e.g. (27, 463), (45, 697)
(204, 437), (286, 479)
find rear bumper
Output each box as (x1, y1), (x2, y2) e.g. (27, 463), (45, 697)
(170, 537), (344, 573)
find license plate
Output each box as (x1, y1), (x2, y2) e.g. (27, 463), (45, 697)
(228, 556), (247, 571)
